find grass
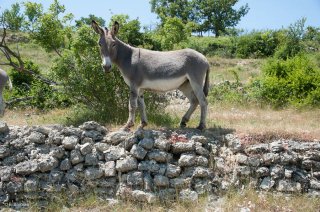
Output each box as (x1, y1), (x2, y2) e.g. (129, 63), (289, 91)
(20, 187), (320, 211)
(0, 30), (57, 73)
(222, 187), (320, 212)
(208, 56), (262, 84)
(24, 190), (209, 212)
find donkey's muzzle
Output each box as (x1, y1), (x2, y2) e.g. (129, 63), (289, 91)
(102, 64), (112, 73)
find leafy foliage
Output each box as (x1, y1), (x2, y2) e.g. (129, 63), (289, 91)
(154, 17), (193, 50)
(236, 30), (281, 58)
(150, 0), (192, 24)
(23, 1), (43, 31)
(250, 53), (320, 108)
(30, 0), (73, 56)
(75, 14), (106, 28)
(2, 3), (24, 31)
(150, 0), (249, 37)
(194, 0), (249, 37)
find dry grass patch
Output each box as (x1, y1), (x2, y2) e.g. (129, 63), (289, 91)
(166, 104), (320, 141)
(223, 188), (320, 212)
(207, 106), (320, 141)
(0, 108), (68, 126)
(208, 57), (262, 83)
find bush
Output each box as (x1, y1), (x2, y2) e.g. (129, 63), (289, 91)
(180, 36), (235, 57)
(249, 53), (320, 108)
(9, 60), (40, 93)
(236, 30), (280, 58)
(6, 60), (67, 109)
(208, 80), (248, 105)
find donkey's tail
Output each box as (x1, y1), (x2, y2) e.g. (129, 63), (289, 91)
(7, 77), (13, 91)
(203, 67), (210, 97)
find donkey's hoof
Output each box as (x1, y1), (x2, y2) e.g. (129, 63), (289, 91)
(180, 122), (187, 128)
(138, 121), (148, 130)
(196, 124), (206, 131)
(120, 126), (131, 132)
(121, 123), (134, 132)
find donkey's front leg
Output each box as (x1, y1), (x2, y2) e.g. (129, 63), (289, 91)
(138, 93), (148, 129)
(123, 88), (139, 130)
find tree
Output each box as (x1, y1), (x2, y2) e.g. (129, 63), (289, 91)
(156, 17), (193, 50)
(2, 3), (24, 31)
(30, 0), (74, 56)
(110, 14), (144, 46)
(23, 1), (43, 31)
(195, 0), (249, 37)
(150, 0), (249, 37)
(75, 14), (105, 28)
(150, 0), (193, 24)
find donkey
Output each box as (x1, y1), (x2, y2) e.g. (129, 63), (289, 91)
(0, 69), (12, 116)
(92, 20), (210, 131)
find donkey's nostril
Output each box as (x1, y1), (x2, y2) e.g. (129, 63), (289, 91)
(102, 64), (112, 71)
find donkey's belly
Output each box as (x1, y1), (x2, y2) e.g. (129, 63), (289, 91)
(141, 77), (187, 92)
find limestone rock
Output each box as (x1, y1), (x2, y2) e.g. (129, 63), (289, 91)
(130, 144), (147, 160)
(0, 122), (9, 134)
(104, 146), (127, 161)
(104, 130), (131, 145)
(171, 142), (195, 154)
(179, 189), (198, 202)
(147, 149), (168, 163)
(154, 175), (169, 187)
(138, 138), (154, 150)
(62, 136), (79, 150)
(15, 160), (38, 175)
(116, 156), (138, 172)
(166, 164), (181, 178)
(178, 153), (196, 167)
(84, 167), (104, 180)
(27, 131), (46, 144)
(38, 155), (59, 172)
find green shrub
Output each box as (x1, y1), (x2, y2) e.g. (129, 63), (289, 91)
(179, 36), (235, 57)
(208, 81), (248, 105)
(249, 53), (320, 108)
(9, 60), (40, 93)
(236, 30), (280, 58)
(6, 60), (67, 109)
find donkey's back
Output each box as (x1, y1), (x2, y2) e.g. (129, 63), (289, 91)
(138, 48), (209, 76)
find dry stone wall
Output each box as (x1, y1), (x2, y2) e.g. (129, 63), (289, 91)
(0, 121), (320, 208)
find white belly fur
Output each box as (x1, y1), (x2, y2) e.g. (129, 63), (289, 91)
(141, 77), (187, 92)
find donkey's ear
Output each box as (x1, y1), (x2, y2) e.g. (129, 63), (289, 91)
(91, 20), (104, 35)
(104, 27), (109, 34)
(111, 21), (119, 37)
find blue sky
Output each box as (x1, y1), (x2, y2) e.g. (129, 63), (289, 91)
(1, 0), (320, 31)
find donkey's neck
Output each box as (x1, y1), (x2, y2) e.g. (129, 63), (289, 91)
(113, 38), (134, 71)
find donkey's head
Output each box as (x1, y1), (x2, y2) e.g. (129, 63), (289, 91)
(91, 20), (119, 73)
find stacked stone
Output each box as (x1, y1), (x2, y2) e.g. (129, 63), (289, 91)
(106, 130), (214, 203)
(215, 134), (320, 196)
(1, 120), (320, 208)
(0, 121), (213, 207)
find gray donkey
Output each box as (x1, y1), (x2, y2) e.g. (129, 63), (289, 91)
(0, 69), (12, 116)
(92, 20), (210, 130)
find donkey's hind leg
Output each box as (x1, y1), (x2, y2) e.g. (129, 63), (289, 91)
(137, 91), (148, 129)
(178, 81), (199, 128)
(188, 79), (208, 130)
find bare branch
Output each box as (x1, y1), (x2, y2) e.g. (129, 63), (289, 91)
(0, 37), (59, 85)
(0, 27), (6, 45)
(6, 96), (34, 106)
